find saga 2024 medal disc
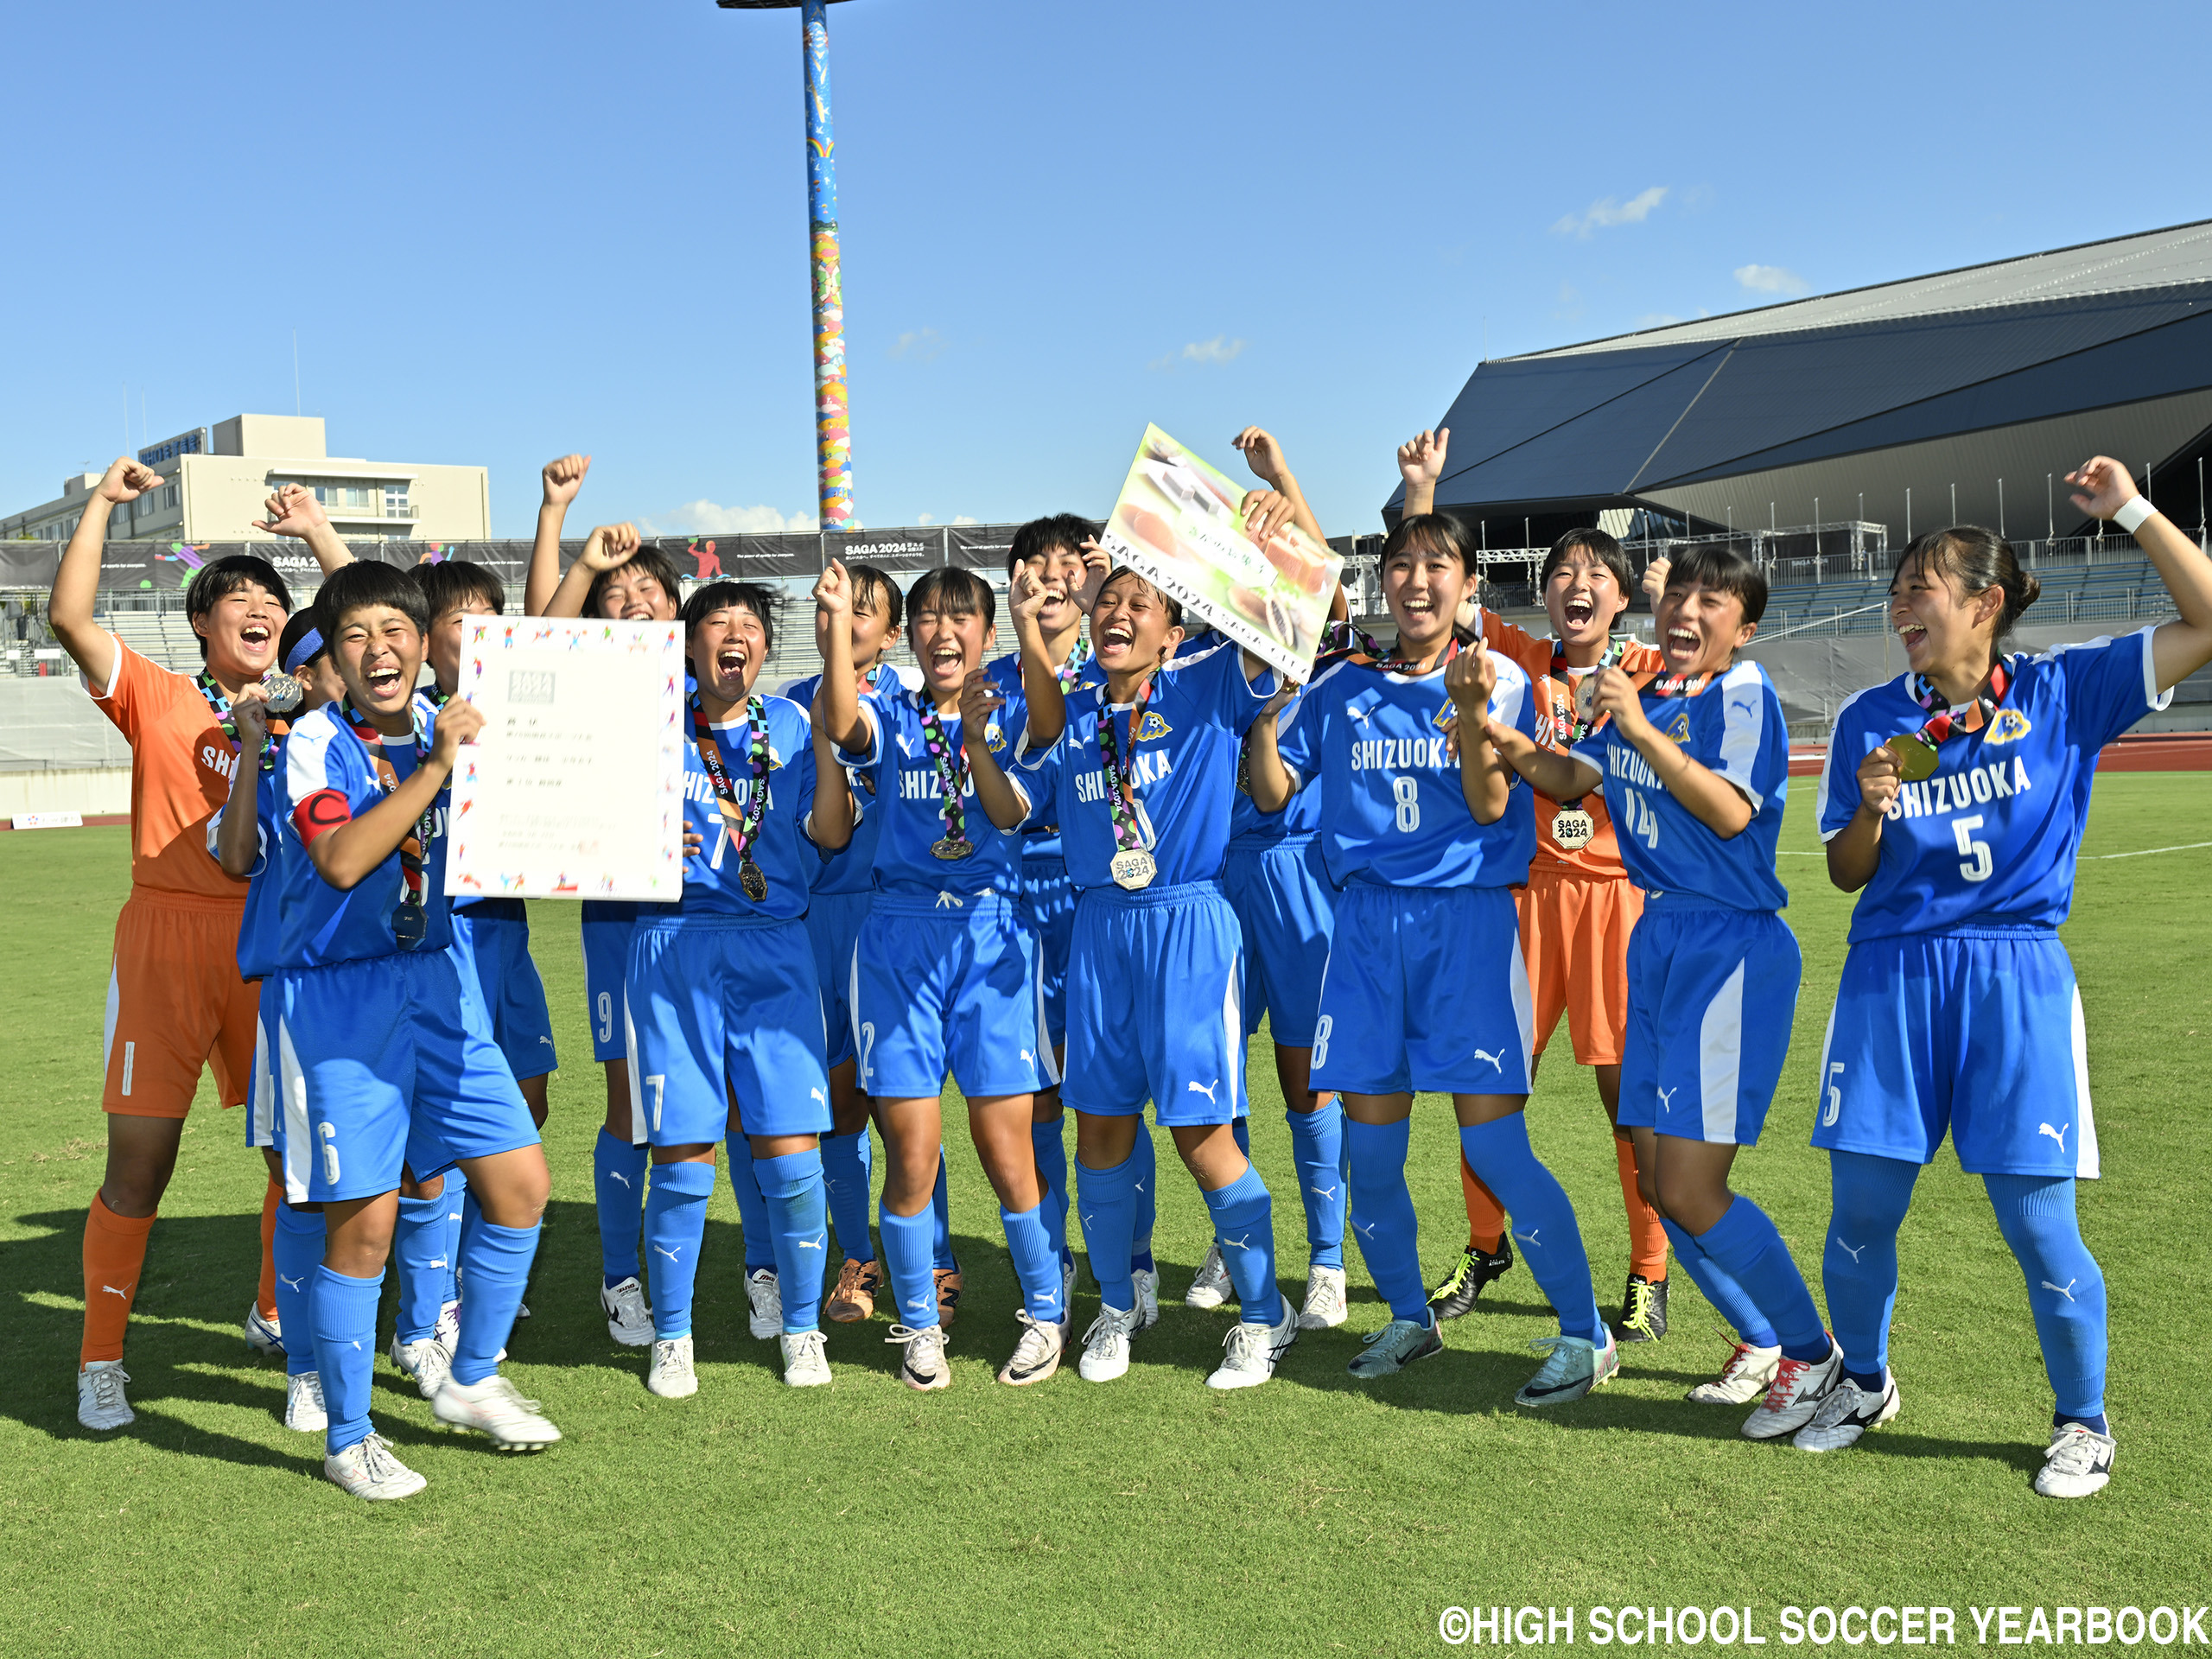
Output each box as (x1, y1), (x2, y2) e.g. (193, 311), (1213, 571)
(258, 671), (304, 715)
(1109, 848), (1157, 891)
(391, 900), (427, 949)
(1550, 806), (1596, 851)
(1885, 734), (1940, 782)
(931, 837), (975, 861)
(739, 860), (770, 902)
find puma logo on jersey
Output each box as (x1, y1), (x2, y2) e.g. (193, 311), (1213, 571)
(1186, 1079), (1219, 1103)
(1471, 1048), (1504, 1072)
(810, 1087), (827, 1103)
(1656, 1085), (1678, 1109)
(2043, 1278), (2079, 1302)
(2039, 1122), (2069, 1152)
(1730, 696), (1757, 717)
(1020, 1050), (1035, 1066)
(1132, 711), (1171, 742)
(895, 734), (916, 757)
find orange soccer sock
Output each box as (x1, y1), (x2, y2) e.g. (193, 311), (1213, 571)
(82, 1192), (156, 1366)
(1459, 1154), (1508, 1255)
(1615, 1133), (1669, 1281)
(257, 1178), (282, 1320)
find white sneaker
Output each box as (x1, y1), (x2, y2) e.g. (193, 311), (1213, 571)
(432, 1300), (461, 1351)
(1686, 1340), (1782, 1404)
(389, 1332), (454, 1400)
(888, 1323), (950, 1391)
(1061, 1255), (1078, 1310)
(998, 1310), (1064, 1387)
(1132, 1267), (1161, 1332)
(1741, 1343), (1843, 1441)
(646, 1335), (697, 1398)
(244, 1303), (284, 1357)
(1207, 1294), (1298, 1390)
(432, 1372), (562, 1449)
(77, 1361), (134, 1431)
(1794, 1370), (1901, 1452)
(746, 1268), (783, 1340)
(601, 1276), (654, 1347)
(325, 1433), (427, 1501)
(1078, 1303), (1141, 1382)
(1298, 1265), (1349, 1330)
(781, 1329), (832, 1388)
(1184, 1243), (1231, 1310)
(2034, 1421), (2117, 1498)
(283, 1371), (328, 1433)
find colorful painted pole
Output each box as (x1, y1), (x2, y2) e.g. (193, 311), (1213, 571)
(803, 0), (852, 529)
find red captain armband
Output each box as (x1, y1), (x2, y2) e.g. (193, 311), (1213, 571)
(292, 788), (353, 844)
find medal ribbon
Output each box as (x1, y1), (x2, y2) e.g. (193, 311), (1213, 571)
(691, 691), (771, 878)
(196, 671), (291, 772)
(914, 690), (971, 845)
(1907, 661), (2010, 749)
(1094, 675), (1157, 854)
(341, 697), (433, 944)
(1055, 629), (1092, 690)
(1317, 620), (1462, 677)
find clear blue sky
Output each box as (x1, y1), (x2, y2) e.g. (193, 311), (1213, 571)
(8, 0), (2207, 540)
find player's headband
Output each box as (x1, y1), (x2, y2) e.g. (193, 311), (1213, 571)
(283, 626), (326, 674)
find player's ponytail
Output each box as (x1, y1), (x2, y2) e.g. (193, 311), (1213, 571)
(1896, 527), (2040, 661)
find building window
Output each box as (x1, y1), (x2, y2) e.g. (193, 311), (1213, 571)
(383, 484), (409, 518)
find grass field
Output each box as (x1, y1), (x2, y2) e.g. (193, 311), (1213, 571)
(3, 776), (2209, 1658)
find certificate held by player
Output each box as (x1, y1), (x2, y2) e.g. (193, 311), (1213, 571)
(444, 617), (686, 901)
(1097, 423), (1345, 682)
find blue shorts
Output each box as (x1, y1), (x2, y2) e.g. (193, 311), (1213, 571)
(854, 893), (1056, 1100)
(450, 903), (557, 1082)
(580, 901), (639, 1064)
(246, 992), (278, 1151)
(1311, 883), (1533, 1096)
(1063, 880), (1247, 1126)
(270, 950), (539, 1205)
(1813, 929), (2098, 1178)
(624, 915), (832, 1148)
(1022, 853), (1077, 1049)
(805, 889), (873, 1071)
(1619, 899), (1802, 1147)
(1224, 835), (1336, 1047)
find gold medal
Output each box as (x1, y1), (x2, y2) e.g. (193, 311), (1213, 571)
(931, 837), (975, 861)
(739, 860), (769, 902)
(1885, 734), (1939, 782)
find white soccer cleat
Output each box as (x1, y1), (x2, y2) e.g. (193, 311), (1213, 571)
(325, 1433), (427, 1502)
(1060, 1255), (1078, 1311)
(1077, 1304), (1141, 1382)
(1794, 1370), (1901, 1452)
(997, 1309), (1064, 1387)
(646, 1336), (697, 1399)
(601, 1276), (654, 1347)
(389, 1332), (454, 1401)
(1741, 1344), (1843, 1441)
(244, 1304), (284, 1357)
(1686, 1340), (1782, 1405)
(283, 1371), (328, 1433)
(1207, 1295), (1299, 1391)
(1298, 1265), (1349, 1330)
(2034, 1422), (2116, 1499)
(781, 1329), (832, 1388)
(746, 1268), (783, 1340)
(76, 1361), (134, 1431)
(1132, 1267), (1161, 1332)
(888, 1323), (950, 1391)
(432, 1300), (461, 1352)
(432, 1373), (562, 1450)
(1184, 1243), (1231, 1310)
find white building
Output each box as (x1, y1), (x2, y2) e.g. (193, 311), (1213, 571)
(2, 414), (490, 548)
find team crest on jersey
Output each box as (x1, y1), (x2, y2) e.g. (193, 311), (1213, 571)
(1667, 709), (1692, 744)
(985, 721), (1007, 753)
(1985, 708), (2033, 745)
(1433, 701), (1456, 730)
(1133, 711), (1171, 742)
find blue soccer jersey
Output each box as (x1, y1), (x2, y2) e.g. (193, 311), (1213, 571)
(1232, 683), (1323, 849)
(985, 642), (1103, 863)
(783, 665), (918, 898)
(837, 683), (1036, 899)
(1276, 650), (1538, 889)
(1819, 626), (2171, 942)
(656, 693), (826, 923)
(1571, 659), (1791, 912)
(1015, 635), (1272, 892)
(209, 758), (288, 981)
(274, 696), (454, 966)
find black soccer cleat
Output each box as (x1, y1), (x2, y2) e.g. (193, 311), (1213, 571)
(1613, 1272), (1669, 1344)
(1427, 1239), (1515, 1319)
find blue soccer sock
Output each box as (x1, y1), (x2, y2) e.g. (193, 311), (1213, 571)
(929, 1147), (959, 1273)
(1823, 1151), (1919, 1389)
(452, 1218), (539, 1387)
(392, 1190), (449, 1345)
(1202, 1164), (1285, 1327)
(643, 1160), (715, 1340)
(757, 1149), (830, 1334)
(1075, 1147), (1140, 1313)
(877, 1201), (939, 1331)
(1001, 1201), (1064, 1325)
(1662, 1217), (1779, 1350)
(442, 1169), (467, 1308)
(1694, 1195), (1828, 1362)
(272, 1202), (322, 1380)
(1129, 1125), (1157, 1272)
(311, 1264), (383, 1457)
(728, 1149), (776, 1274)
(594, 1128), (649, 1287)
(1032, 1117), (1071, 1267)
(1287, 1102), (1347, 1271)
(1986, 1173), (2108, 1428)
(1460, 1116), (1605, 1344)
(1344, 1116), (1427, 1324)
(820, 1128), (876, 1265)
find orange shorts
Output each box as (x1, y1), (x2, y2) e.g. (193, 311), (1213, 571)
(101, 890), (260, 1117)
(1514, 868), (1642, 1068)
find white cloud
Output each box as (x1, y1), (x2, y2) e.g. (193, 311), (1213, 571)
(1734, 263), (1809, 296)
(915, 512), (936, 525)
(1552, 186), (1668, 238)
(888, 327), (946, 362)
(641, 500), (817, 536)
(1153, 334), (1248, 371)
(953, 514), (979, 526)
